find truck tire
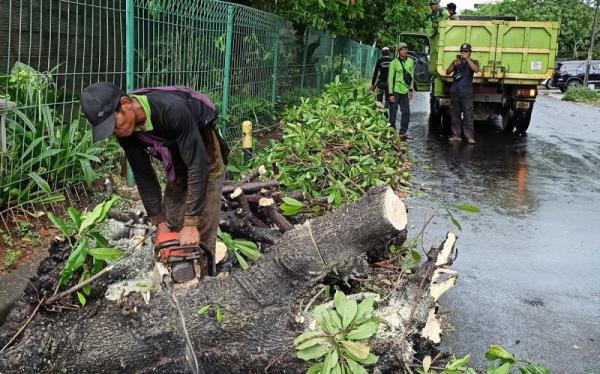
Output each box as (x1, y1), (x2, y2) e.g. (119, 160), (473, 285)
(502, 107), (515, 133)
(515, 104), (534, 135)
(566, 79), (582, 90)
(429, 97), (442, 130)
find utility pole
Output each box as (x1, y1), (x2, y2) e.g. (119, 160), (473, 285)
(584, 0), (599, 86)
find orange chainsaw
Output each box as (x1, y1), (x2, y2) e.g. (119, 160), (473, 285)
(155, 231), (214, 283)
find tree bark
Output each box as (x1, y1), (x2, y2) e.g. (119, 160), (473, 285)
(0, 186), (411, 373)
(221, 180), (279, 195)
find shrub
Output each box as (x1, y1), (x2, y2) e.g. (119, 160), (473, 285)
(563, 86), (600, 102)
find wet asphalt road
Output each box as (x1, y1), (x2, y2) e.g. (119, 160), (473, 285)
(404, 92), (600, 373)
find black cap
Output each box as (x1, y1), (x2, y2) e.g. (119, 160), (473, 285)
(460, 43), (472, 52)
(80, 82), (124, 143)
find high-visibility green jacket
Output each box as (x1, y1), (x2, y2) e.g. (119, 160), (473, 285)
(387, 57), (415, 95)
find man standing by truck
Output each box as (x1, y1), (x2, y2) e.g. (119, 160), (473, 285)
(371, 46), (392, 107)
(446, 43), (479, 144)
(430, 0), (450, 33)
(388, 42), (415, 140)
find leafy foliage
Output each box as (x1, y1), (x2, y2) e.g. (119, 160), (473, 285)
(294, 290), (379, 374)
(47, 196), (123, 306)
(0, 63), (118, 208)
(250, 74), (410, 205)
(418, 345), (550, 374)
(197, 304), (223, 323)
(217, 228), (260, 270)
(464, 0), (600, 59)
(563, 86), (600, 102)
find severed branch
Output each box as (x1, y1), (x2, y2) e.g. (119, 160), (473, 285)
(240, 165), (267, 184)
(259, 198), (294, 232)
(230, 188), (268, 228)
(219, 211), (282, 244)
(44, 265), (115, 306)
(221, 180), (279, 195)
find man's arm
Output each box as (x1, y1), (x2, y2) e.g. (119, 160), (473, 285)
(117, 137), (164, 225)
(467, 58), (479, 73)
(446, 60), (457, 75)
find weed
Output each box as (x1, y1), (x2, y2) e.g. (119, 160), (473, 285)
(217, 228), (260, 270)
(294, 290), (379, 373)
(2, 249), (21, 269)
(563, 86), (600, 103)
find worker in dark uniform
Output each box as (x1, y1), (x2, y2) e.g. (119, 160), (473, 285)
(430, 0), (450, 33)
(446, 43), (479, 144)
(80, 82), (227, 271)
(447, 2), (459, 20)
(371, 46), (392, 107)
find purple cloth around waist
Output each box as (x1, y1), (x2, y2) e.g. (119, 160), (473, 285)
(135, 132), (176, 183)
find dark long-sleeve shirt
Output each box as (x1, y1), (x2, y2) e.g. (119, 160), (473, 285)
(117, 90), (224, 227)
(371, 56), (392, 86)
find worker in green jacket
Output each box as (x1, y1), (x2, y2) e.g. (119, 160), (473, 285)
(430, 0), (450, 33)
(387, 42), (415, 140)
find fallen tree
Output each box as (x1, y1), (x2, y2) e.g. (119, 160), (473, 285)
(0, 186), (456, 373)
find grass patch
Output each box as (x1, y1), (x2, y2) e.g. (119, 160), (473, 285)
(2, 249), (21, 269)
(563, 86), (600, 103)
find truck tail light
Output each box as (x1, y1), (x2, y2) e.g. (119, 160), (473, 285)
(516, 88), (536, 97)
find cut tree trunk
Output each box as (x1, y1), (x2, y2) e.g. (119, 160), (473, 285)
(0, 186), (420, 373)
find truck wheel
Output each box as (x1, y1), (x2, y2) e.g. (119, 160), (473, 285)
(502, 108), (515, 133)
(429, 98), (442, 131)
(441, 109), (452, 136)
(566, 79), (582, 90)
(515, 104), (534, 135)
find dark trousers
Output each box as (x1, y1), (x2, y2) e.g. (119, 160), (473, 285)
(450, 94), (474, 139)
(389, 93), (410, 135)
(376, 82), (390, 108)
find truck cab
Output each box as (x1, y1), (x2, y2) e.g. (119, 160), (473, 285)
(400, 16), (559, 135)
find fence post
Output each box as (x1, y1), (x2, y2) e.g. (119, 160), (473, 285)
(300, 28), (309, 89)
(329, 35), (335, 82)
(125, 0), (135, 187)
(221, 5), (235, 118)
(271, 22), (281, 108)
(358, 41), (363, 76)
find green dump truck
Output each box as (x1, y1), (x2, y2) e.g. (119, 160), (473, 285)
(403, 16), (560, 134)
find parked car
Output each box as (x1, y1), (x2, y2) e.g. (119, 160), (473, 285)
(553, 60), (600, 92)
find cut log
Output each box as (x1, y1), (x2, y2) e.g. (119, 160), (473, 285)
(0, 186), (412, 373)
(229, 188), (267, 228)
(219, 211), (282, 244)
(259, 197), (294, 232)
(240, 165), (267, 184)
(221, 180), (279, 195)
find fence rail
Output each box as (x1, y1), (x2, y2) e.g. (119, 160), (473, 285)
(0, 0), (380, 219)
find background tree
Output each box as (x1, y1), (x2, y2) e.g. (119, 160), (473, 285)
(463, 0), (600, 59)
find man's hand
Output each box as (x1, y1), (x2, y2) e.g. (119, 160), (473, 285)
(408, 91), (414, 100)
(178, 225), (200, 246)
(389, 95), (396, 104)
(454, 59), (461, 66)
(155, 222), (171, 244)
(370, 84), (376, 91)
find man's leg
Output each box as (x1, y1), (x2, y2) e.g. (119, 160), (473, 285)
(398, 93), (411, 136)
(197, 172), (225, 276)
(462, 96), (475, 140)
(450, 94), (463, 138)
(388, 93), (399, 131)
(376, 89), (384, 103)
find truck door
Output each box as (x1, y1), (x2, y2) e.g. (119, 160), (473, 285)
(399, 33), (431, 92)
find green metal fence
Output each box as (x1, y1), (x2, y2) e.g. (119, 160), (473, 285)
(0, 0), (380, 223)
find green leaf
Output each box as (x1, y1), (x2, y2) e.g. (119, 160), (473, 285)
(328, 309), (343, 330)
(67, 207), (82, 228)
(91, 258), (105, 275)
(297, 344), (332, 361)
(331, 363), (342, 374)
(197, 305), (211, 316)
(454, 204), (481, 214)
(340, 341), (369, 360)
(346, 320), (379, 340)
(486, 362), (512, 374)
(294, 331), (328, 350)
(306, 362), (325, 374)
(447, 354), (471, 370)
(450, 215), (462, 231)
(346, 352), (378, 366)
(282, 196), (304, 207)
(234, 252), (249, 270)
(79, 269), (91, 296)
(323, 349), (339, 374)
(59, 241), (88, 285)
(485, 345), (515, 363)
(76, 291), (86, 306)
(353, 297), (375, 324)
(519, 362), (550, 374)
(47, 212), (70, 238)
(88, 231), (109, 247)
(333, 291), (357, 328)
(28, 171), (51, 194)
(215, 305), (222, 322)
(78, 195), (119, 235)
(346, 358), (368, 374)
(88, 247), (123, 261)
(314, 305), (336, 335)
